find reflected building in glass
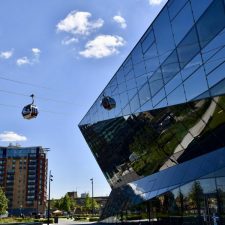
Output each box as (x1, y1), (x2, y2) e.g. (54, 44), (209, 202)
(79, 0), (225, 224)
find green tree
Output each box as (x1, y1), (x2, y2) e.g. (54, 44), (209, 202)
(61, 194), (71, 213)
(85, 194), (92, 212)
(0, 187), (8, 215)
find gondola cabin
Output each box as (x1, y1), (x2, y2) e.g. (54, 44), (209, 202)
(22, 104), (38, 119)
(22, 94), (38, 119)
(101, 96), (116, 110)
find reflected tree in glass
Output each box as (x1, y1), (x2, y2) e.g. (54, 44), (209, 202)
(189, 181), (204, 219)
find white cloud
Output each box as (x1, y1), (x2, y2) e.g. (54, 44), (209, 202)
(16, 56), (30, 66)
(32, 48), (41, 56)
(79, 35), (125, 58)
(56, 11), (104, 35)
(0, 50), (13, 59)
(62, 37), (79, 45)
(149, 0), (164, 5)
(113, 15), (127, 29)
(0, 131), (27, 142)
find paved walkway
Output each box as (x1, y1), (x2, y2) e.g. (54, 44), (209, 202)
(43, 218), (97, 225)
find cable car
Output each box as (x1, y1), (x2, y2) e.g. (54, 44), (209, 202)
(101, 96), (116, 110)
(22, 94), (38, 119)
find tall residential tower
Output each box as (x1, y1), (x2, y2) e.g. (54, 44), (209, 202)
(0, 145), (48, 216)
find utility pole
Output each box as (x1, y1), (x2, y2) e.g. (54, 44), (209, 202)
(47, 170), (53, 225)
(90, 178), (94, 216)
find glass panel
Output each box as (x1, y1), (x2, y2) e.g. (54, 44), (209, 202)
(133, 61), (146, 77)
(149, 69), (164, 96)
(171, 2), (194, 45)
(177, 27), (200, 69)
(162, 50), (180, 84)
(152, 89), (166, 107)
(153, 7), (175, 63)
(190, 0), (213, 21)
(183, 67), (208, 101)
(132, 43), (143, 64)
(141, 29), (154, 54)
(138, 82), (151, 106)
(130, 94), (140, 113)
(181, 54), (202, 80)
(165, 72), (183, 95)
(168, 0), (188, 20)
(167, 85), (186, 106)
(126, 78), (136, 90)
(125, 68), (135, 81)
(204, 47), (225, 75)
(207, 61), (225, 88)
(196, 0), (225, 49)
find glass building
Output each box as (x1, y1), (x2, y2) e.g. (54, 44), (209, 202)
(79, 0), (225, 224)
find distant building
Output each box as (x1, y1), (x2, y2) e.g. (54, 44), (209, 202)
(67, 191), (78, 199)
(80, 193), (88, 198)
(0, 145), (48, 216)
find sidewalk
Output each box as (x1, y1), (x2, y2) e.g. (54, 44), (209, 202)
(43, 218), (97, 225)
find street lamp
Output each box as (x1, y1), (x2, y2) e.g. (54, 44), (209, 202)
(47, 170), (53, 225)
(90, 178), (94, 216)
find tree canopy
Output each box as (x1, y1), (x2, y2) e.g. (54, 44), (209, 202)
(0, 187), (8, 215)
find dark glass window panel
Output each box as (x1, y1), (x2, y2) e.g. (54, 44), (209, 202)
(190, 0), (213, 21)
(116, 68), (126, 84)
(210, 78), (225, 97)
(153, 7), (175, 63)
(126, 78), (137, 90)
(136, 74), (148, 89)
(149, 69), (164, 96)
(109, 76), (118, 87)
(128, 88), (138, 100)
(145, 54), (160, 74)
(162, 50), (180, 84)
(103, 87), (112, 97)
(125, 69), (135, 81)
(171, 2), (194, 45)
(144, 43), (158, 60)
(199, 178), (217, 193)
(184, 67), (208, 101)
(165, 72), (183, 95)
(123, 56), (132, 69)
(207, 61), (225, 88)
(201, 28), (225, 62)
(197, 0), (225, 49)
(138, 82), (151, 106)
(152, 89), (166, 107)
(205, 47), (225, 75)
(141, 99), (153, 112)
(177, 27), (200, 69)
(181, 54), (202, 80)
(130, 94), (141, 113)
(141, 29), (154, 54)
(167, 85), (186, 106)
(111, 86), (118, 95)
(133, 61), (146, 77)
(122, 103), (131, 116)
(118, 82), (127, 94)
(168, 0), (188, 20)
(132, 43), (144, 64)
(154, 98), (167, 109)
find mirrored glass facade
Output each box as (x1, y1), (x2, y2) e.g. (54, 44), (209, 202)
(79, 0), (225, 223)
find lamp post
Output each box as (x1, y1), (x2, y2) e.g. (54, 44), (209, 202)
(47, 170), (53, 225)
(90, 178), (94, 216)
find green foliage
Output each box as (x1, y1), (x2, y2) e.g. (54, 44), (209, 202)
(0, 187), (8, 215)
(61, 194), (71, 212)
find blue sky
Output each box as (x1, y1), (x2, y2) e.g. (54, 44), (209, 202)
(0, 0), (167, 198)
